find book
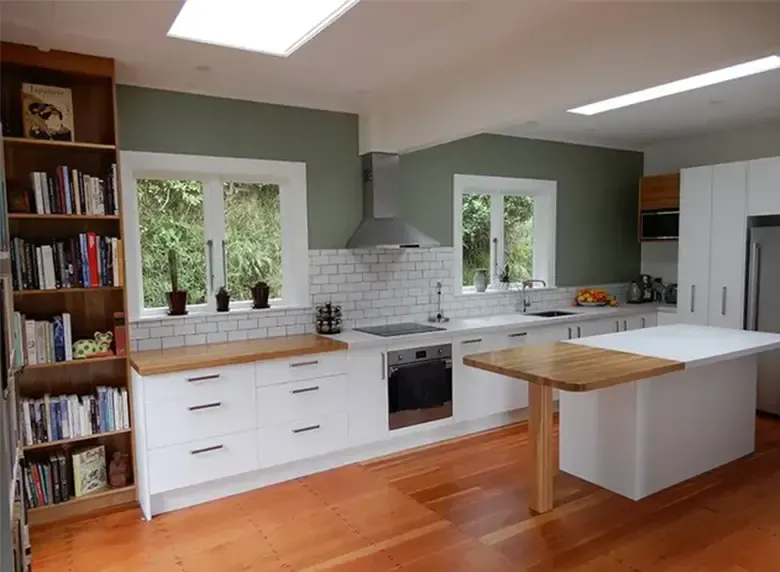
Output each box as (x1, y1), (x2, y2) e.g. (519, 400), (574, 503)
(113, 312), (127, 356)
(63, 313), (73, 361)
(72, 445), (107, 497)
(21, 83), (74, 142)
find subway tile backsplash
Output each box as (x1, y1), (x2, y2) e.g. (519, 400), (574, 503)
(128, 247), (628, 351)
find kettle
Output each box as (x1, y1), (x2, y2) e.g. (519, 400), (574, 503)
(627, 281), (643, 304)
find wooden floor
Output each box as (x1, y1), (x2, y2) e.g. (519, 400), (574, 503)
(32, 415), (780, 572)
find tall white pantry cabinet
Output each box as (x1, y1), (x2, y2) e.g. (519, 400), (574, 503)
(677, 155), (780, 330)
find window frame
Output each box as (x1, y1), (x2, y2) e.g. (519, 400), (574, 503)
(453, 174), (556, 294)
(120, 151), (308, 320)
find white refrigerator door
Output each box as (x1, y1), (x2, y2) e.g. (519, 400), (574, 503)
(751, 226), (780, 415)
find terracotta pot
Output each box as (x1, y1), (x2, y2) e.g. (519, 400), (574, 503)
(251, 283), (270, 309)
(167, 290), (188, 316)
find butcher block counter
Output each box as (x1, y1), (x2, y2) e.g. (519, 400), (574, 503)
(465, 325), (780, 515)
(129, 334), (347, 375)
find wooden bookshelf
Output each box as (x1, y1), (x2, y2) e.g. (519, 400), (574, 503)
(23, 429), (132, 452)
(2, 41), (136, 525)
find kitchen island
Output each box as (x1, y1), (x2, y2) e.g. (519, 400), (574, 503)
(464, 324), (780, 514)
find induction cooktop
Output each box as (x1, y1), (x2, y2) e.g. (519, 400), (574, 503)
(353, 323), (447, 337)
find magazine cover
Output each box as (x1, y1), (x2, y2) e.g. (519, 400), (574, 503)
(72, 445), (107, 497)
(21, 83), (74, 141)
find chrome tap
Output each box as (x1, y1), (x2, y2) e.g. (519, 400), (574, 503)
(521, 279), (547, 312)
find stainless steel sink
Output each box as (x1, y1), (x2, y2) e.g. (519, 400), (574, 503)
(527, 310), (578, 317)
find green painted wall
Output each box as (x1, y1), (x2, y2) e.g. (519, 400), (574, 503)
(399, 135), (643, 286)
(116, 85), (361, 249)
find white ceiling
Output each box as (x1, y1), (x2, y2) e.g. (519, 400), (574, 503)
(2, 1), (779, 151)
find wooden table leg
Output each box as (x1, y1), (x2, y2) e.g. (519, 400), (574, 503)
(529, 383), (554, 514)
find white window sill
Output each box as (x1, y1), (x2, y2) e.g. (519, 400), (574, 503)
(133, 303), (312, 323)
(455, 285), (558, 298)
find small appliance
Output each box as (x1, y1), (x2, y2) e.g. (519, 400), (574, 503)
(627, 274), (655, 304)
(664, 283), (678, 305)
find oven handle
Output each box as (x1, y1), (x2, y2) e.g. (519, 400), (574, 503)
(389, 358), (452, 376)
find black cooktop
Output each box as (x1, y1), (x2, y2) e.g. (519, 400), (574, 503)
(354, 323), (447, 337)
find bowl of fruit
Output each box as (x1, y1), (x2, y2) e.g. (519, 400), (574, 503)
(575, 288), (617, 307)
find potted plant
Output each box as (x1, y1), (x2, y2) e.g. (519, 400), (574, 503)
(499, 264), (511, 291)
(215, 286), (230, 312)
(250, 257), (271, 309)
(166, 249), (188, 316)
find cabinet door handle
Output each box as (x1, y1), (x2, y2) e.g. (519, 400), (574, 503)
(721, 286), (727, 316)
(508, 332), (527, 338)
(291, 386), (319, 395)
(640, 317), (646, 328)
(623, 319), (627, 331)
(567, 327), (572, 340)
(615, 320), (620, 332)
(461, 338), (483, 345)
(290, 360), (319, 368)
(381, 352), (385, 380)
(293, 424), (321, 434)
(690, 285), (695, 313)
(188, 401), (222, 412)
(577, 326), (581, 338)
(190, 444), (223, 455)
(187, 374), (220, 383)
(207, 239), (215, 292)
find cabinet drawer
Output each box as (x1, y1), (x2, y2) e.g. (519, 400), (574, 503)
(258, 413), (348, 467)
(143, 363), (254, 405)
(255, 351), (346, 387)
(256, 374), (346, 427)
(145, 381), (256, 449)
(148, 430), (259, 494)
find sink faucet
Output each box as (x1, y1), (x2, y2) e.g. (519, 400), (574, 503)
(521, 279), (547, 313)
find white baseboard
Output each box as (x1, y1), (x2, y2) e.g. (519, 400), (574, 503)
(149, 409), (529, 517)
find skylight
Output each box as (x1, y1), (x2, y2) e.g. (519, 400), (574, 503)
(168, 0), (361, 57)
(568, 55), (780, 116)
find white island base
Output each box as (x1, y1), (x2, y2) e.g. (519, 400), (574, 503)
(560, 352), (758, 501)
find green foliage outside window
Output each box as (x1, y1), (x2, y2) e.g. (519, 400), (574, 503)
(137, 179), (282, 309)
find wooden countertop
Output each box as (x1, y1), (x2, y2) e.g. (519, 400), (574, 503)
(130, 334), (348, 376)
(463, 342), (685, 392)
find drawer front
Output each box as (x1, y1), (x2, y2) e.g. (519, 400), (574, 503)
(258, 413), (348, 467)
(255, 351), (346, 387)
(143, 363), (254, 405)
(148, 430), (259, 494)
(256, 374), (346, 427)
(145, 381), (256, 449)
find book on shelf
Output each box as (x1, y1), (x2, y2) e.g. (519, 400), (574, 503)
(27, 164), (118, 215)
(10, 235), (122, 291)
(19, 388), (130, 446)
(72, 445), (108, 498)
(11, 312), (72, 367)
(22, 453), (69, 509)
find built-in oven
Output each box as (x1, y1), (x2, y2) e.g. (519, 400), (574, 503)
(387, 343), (452, 430)
(640, 209), (679, 241)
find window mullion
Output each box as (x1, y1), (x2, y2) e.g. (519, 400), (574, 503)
(490, 194), (504, 286)
(204, 177), (226, 311)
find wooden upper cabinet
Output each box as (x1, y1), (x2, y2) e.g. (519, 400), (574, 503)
(639, 173), (680, 211)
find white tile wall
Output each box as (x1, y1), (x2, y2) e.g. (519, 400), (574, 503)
(128, 247), (628, 351)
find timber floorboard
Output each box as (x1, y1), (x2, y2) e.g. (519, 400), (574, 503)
(30, 415), (780, 571)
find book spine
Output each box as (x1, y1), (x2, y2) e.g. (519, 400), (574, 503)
(72, 169), (81, 214)
(111, 164), (118, 214)
(62, 166), (72, 214)
(121, 388), (130, 429)
(56, 167), (67, 215)
(35, 247), (43, 290)
(63, 313), (73, 361)
(30, 173), (41, 214)
(42, 174), (51, 214)
(51, 454), (61, 504)
(87, 233), (98, 287)
(10, 245), (18, 291)
(117, 239), (124, 286)
(78, 172), (87, 215)
(23, 244), (34, 290)
(52, 316), (66, 362)
(59, 454), (69, 502)
(31, 464), (44, 506)
(96, 236), (104, 286)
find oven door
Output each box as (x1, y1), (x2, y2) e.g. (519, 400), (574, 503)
(640, 209), (679, 241)
(388, 358), (453, 430)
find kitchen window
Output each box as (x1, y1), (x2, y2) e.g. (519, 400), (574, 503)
(453, 174), (556, 293)
(121, 152), (308, 318)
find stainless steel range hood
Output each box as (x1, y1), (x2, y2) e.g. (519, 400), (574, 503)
(345, 152), (439, 249)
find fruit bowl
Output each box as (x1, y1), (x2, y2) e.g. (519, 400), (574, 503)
(574, 288), (617, 307)
(577, 301), (608, 307)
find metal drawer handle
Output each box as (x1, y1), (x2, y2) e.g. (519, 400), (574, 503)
(381, 352), (385, 380)
(461, 338), (482, 345)
(508, 332), (527, 338)
(293, 424), (321, 434)
(623, 319), (627, 331)
(188, 401), (222, 412)
(577, 326), (581, 338)
(567, 327), (572, 340)
(291, 386), (319, 395)
(721, 286), (727, 316)
(290, 360), (319, 368)
(640, 317), (646, 328)
(690, 285), (695, 313)
(190, 444), (223, 455)
(615, 320), (620, 332)
(187, 374), (220, 383)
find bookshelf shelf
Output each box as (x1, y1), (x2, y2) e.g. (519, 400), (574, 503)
(8, 213), (120, 221)
(26, 485), (136, 526)
(22, 355), (126, 372)
(3, 136), (116, 151)
(14, 286), (123, 296)
(23, 429), (132, 452)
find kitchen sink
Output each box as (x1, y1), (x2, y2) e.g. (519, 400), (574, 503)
(527, 310), (579, 317)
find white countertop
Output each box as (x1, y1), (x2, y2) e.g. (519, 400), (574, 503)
(327, 304), (668, 349)
(568, 324), (780, 367)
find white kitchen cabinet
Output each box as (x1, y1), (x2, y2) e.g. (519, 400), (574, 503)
(621, 312), (657, 332)
(576, 319), (620, 338)
(747, 156), (780, 216)
(657, 311), (679, 326)
(678, 162), (748, 329)
(453, 332), (508, 421)
(678, 166), (713, 326)
(345, 347), (388, 447)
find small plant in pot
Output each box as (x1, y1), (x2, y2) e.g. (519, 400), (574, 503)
(249, 257), (272, 309)
(215, 286), (230, 312)
(166, 249), (188, 316)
